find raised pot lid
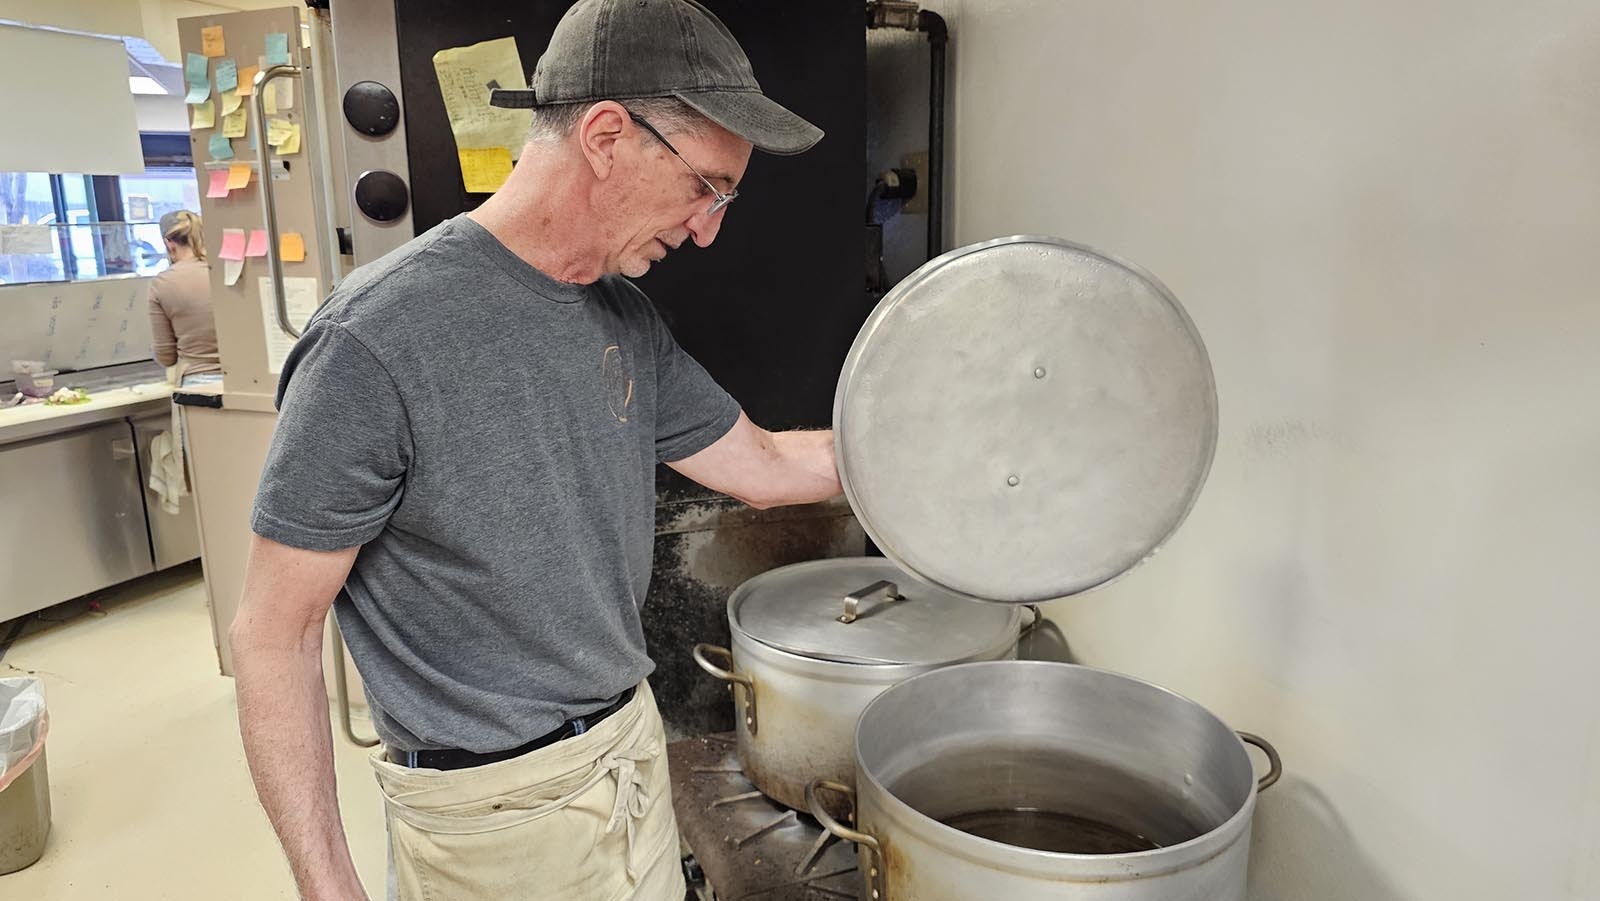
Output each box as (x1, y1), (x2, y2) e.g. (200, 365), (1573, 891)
(731, 558), (1021, 665)
(833, 236), (1218, 604)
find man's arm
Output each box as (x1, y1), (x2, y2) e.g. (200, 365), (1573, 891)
(230, 534), (368, 901)
(666, 412), (842, 509)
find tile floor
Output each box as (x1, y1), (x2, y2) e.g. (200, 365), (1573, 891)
(0, 564), (388, 898)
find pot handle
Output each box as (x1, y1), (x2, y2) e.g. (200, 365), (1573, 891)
(839, 580), (903, 623)
(807, 780), (888, 899)
(1237, 732), (1282, 791)
(1021, 604), (1044, 637)
(692, 644), (758, 735)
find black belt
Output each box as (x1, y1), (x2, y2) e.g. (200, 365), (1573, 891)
(388, 686), (637, 770)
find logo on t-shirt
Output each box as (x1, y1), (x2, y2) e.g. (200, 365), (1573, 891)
(601, 344), (634, 423)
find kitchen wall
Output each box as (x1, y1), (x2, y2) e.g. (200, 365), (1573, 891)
(1, 278), (156, 373)
(944, 1), (1600, 899)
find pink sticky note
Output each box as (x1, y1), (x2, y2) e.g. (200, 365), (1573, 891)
(206, 169), (230, 198)
(219, 228), (246, 261)
(245, 229), (269, 258)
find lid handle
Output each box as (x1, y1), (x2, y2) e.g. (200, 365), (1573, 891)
(838, 580), (904, 624)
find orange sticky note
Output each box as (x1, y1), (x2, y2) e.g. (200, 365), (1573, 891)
(237, 66), (259, 96)
(205, 169), (230, 198)
(225, 164), (252, 190)
(201, 26), (225, 58)
(458, 147), (513, 194)
(279, 232), (306, 263)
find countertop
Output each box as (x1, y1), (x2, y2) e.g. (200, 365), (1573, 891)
(0, 362), (178, 447)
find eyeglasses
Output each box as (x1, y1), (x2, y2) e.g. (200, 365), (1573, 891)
(628, 112), (739, 216)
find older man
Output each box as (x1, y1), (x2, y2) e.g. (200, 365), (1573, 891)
(230, 2), (838, 898)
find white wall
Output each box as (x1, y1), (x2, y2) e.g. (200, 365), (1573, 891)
(0, 278), (156, 372)
(946, 2), (1600, 899)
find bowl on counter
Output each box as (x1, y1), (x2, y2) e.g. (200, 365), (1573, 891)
(13, 370), (58, 398)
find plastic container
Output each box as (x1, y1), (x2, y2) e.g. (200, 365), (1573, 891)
(13, 370), (57, 398)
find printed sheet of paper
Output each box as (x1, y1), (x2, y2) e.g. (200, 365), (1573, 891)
(206, 169), (231, 198)
(258, 276), (321, 374)
(458, 147), (513, 193)
(431, 37), (528, 158)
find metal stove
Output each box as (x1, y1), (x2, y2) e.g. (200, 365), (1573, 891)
(669, 734), (862, 900)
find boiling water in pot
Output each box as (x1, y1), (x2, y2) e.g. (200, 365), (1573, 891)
(887, 745), (1217, 854)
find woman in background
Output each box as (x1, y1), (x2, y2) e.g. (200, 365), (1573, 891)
(146, 210), (220, 514)
(147, 209), (221, 388)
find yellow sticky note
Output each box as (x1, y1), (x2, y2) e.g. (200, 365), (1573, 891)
(263, 83), (277, 115)
(279, 123), (301, 155)
(237, 66), (258, 96)
(458, 147), (513, 194)
(222, 107), (247, 138)
(226, 164), (252, 190)
(201, 25), (225, 58)
(190, 101), (215, 130)
(266, 117), (293, 147)
(280, 232), (306, 263)
(221, 92), (242, 116)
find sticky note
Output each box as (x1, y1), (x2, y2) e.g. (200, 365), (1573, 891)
(264, 33), (290, 67)
(184, 79), (210, 104)
(216, 58), (237, 94)
(226, 164), (253, 190)
(208, 132), (233, 161)
(245, 230), (269, 258)
(190, 100), (214, 129)
(222, 107), (248, 138)
(205, 169), (231, 198)
(274, 79), (294, 110)
(266, 118), (293, 147)
(263, 84), (277, 115)
(278, 122), (301, 155)
(185, 52), (208, 86)
(458, 147), (514, 194)
(219, 228), (246, 261)
(201, 25), (225, 57)
(223, 258), (244, 287)
(237, 66), (259, 96)
(280, 232), (306, 263)
(221, 92), (242, 116)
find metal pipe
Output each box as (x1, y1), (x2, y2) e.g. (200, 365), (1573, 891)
(919, 10), (948, 260)
(253, 64), (304, 338)
(329, 618), (379, 748)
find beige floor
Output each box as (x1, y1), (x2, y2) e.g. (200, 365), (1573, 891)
(0, 564), (388, 899)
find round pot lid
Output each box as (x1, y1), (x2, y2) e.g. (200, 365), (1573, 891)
(731, 558), (1021, 666)
(834, 236), (1217, 604)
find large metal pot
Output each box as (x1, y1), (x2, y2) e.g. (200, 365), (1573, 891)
(808, 661), (1280, 901)
(693, 558), (1029, 814)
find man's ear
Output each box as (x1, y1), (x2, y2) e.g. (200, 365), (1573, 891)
(578, 101), (630, 182)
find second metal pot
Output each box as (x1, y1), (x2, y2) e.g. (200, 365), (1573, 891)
(693, 557), (1028, 813)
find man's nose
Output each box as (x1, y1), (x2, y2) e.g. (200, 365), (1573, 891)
(686, 206), (726, 248)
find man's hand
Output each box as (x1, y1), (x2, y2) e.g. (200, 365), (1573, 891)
(666, 412), (841, 509)
(231, 535), (370, 900)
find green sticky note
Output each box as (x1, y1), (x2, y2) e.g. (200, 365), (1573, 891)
(185, 52), (208, 85)
(209, 132), (234, 161)
(216, 58), (238, 94)
(264, 33), (290, 67)
(184, 79), (210, 104)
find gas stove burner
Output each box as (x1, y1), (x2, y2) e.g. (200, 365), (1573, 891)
(669, 734), (861, 900)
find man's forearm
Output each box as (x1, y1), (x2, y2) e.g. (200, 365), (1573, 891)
(234, 622), (367, 900)
(766, 428), (843, 506)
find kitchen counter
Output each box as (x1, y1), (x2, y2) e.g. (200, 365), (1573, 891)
(0, 363), (178, 446)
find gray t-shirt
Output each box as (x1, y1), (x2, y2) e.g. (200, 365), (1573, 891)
(250, 216), (740, 752)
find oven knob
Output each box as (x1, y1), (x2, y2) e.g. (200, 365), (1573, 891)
(354, 170), (409, 222)
(343, 81), (400, 137)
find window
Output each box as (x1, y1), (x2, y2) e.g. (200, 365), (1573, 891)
(0, 135), (198, 286)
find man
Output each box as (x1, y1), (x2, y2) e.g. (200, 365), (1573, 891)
(230, 2), (840, 898)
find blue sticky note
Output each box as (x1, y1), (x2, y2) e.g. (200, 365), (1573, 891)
(216, 58), (238, 94)
(185, 79), (210, 104)
(209, 132), (234, 161)
(185, 52), (208, 85)
(264, 33), (290, 67)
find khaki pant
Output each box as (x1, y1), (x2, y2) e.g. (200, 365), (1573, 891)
(372, 682), (685, 901)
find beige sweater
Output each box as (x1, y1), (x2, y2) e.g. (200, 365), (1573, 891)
(147, 258), (221, 376)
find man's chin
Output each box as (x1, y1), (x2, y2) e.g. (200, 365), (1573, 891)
(621, 258), (656, 278)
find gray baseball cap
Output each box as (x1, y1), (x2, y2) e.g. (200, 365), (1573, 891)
(489, 0), (823, 155)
